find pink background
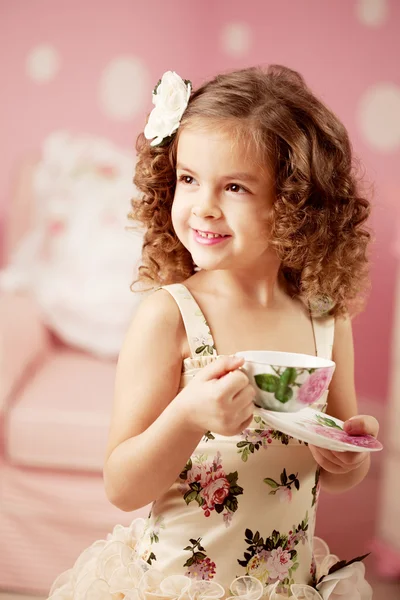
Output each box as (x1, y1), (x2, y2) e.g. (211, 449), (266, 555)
(1, 0), (399, 406)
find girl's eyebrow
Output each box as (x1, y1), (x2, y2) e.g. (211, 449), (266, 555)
(176, 164), (260, 185)
(176, 163), (198, 176)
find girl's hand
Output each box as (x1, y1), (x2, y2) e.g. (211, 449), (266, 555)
(177, 355), (255, 437)
(308, 415), (379, 474)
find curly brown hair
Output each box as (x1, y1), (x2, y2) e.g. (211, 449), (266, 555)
(130, 64), (371, 316)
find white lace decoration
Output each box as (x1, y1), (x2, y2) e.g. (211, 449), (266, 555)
(47, 518), (373, 600)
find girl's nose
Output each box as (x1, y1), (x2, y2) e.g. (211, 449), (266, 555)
(191, 191), (222, 219)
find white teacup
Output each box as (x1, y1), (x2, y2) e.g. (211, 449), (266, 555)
(235, 351), (336, 412)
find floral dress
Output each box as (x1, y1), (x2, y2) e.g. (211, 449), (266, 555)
(48, 283), (341, 600)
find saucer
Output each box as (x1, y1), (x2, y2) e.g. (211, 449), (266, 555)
(256, 406), (383, 452)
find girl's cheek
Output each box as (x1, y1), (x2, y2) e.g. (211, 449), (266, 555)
(170, 201), (179, 228)
(171, 199), (187, 231)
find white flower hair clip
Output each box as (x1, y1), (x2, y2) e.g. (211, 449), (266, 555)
(144, 71), (192, 147)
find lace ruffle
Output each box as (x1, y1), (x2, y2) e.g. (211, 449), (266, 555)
(180, 356), (219, 388)
(47, 518), (372, 600)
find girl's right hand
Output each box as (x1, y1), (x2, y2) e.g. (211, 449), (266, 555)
(176, 355), (255, 437)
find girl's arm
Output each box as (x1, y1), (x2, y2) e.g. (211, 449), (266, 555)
(103, 290), (252, 512)
(310, 315), (379, 493)
(103, 290), (203, 512)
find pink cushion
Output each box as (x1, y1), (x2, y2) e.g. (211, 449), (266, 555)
(6, 349), (117, 471)
(0, 292), (50, 415)
(0, 457), (150, 594)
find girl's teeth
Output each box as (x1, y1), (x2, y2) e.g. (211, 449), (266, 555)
(198, 231), (224, 238)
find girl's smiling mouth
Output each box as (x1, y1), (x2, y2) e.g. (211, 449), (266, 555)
(193, 229), (232, 244)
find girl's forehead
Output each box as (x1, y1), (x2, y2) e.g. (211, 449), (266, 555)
(176, 125), (267, 173)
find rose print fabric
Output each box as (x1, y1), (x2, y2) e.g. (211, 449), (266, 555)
(134, 284), (335, 596)
(47, 283), (337, 600)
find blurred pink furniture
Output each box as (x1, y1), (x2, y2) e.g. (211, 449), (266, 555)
(0, 157), (148, 595)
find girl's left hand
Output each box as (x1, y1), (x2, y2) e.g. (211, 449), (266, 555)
(308, 415), (380, 474)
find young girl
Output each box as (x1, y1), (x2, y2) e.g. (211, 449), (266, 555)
(48, 65), (378, 599)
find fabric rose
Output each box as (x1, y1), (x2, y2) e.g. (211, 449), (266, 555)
(316, 561), (373, 599)
(144, 71), (191, 146)
(266, 547), (294, 581)
(298, 368), (334, 405)
(246, 552), (271, 585)
(201, 472), (231, 509)
(186, 462), (207, 486)
(276, 486), (292, 503)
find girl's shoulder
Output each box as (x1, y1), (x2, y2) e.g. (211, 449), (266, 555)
(138, 285), (183, 320)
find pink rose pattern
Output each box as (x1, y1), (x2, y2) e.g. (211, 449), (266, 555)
(183, 538), (217, 580)
(267, 547), (294, 579)
(202, 472), (231, 508)
(298, 368), (334, 405)
(254, 364), (334, 408)
(72, 287), (371, 598)
(179, 452), (243, 524)
(300, 414), (382, 449)
(238, 513), (309, 594)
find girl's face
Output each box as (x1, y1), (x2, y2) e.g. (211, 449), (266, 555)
(172, 126), (278, 274)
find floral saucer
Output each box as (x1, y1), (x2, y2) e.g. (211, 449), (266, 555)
(257, 407), (383, 452)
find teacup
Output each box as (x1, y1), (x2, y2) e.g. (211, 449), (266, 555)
(235, 351), (336, 412)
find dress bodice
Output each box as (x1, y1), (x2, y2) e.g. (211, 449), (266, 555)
(134, 284), (335, 598)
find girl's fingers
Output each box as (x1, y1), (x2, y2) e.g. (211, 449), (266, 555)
(232, 384), (256, 404)
(217, 369), (250, 397)
(309, 446), (344, 467)
(331, 450), (367, 466)
(309, 445), (367, 473)
(309, 445), (348, 474)
(343, 415), (379, 437)
(239, 413), (254, 432)
(201, 355), (244, 381)
(314, 446), (365, 468)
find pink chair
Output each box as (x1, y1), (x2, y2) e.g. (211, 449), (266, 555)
(0, 156), (149, 595)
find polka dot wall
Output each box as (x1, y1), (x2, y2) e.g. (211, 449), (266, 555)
(0, 0), (399, 404)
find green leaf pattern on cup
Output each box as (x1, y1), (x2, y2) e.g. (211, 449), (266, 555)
(255, 367), (317, 404)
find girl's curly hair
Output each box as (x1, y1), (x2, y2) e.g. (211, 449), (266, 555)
(130, 65), (371, 317)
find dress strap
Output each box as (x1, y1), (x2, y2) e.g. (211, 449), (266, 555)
(162, 284), (217, 359)
(311, 315), (335, 360)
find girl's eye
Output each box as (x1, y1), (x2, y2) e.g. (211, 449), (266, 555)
(178, 175), (195, 185)
(177, 176), (248, 193)
(226, 183), (247, 193)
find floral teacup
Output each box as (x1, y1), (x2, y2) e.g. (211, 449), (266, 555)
(235, 351), (336, 412)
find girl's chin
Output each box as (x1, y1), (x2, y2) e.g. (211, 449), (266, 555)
(190, 254), (227, 271)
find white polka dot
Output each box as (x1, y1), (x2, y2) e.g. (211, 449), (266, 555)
(99, 57), (149, 121)
(221, 23), (252, 57)
(357, 83), (400, 152)
(26, 44), (60, 82)
(356, 0), (388, 27)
